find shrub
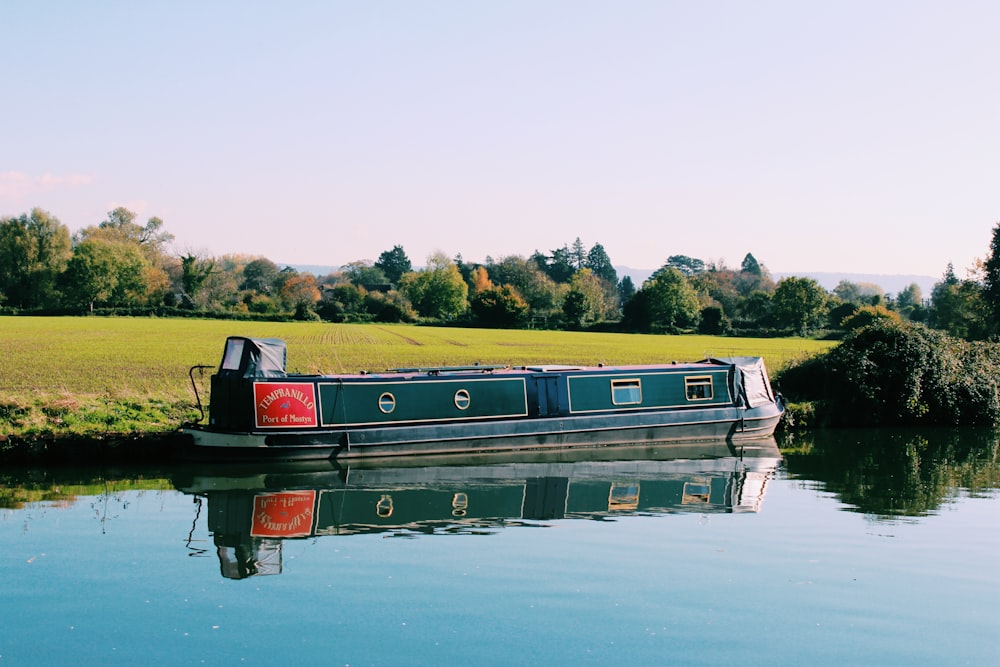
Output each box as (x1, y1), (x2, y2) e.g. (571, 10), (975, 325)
(778, 320), (1000, 427)
(698, 306), (731, 335)
(840, 305), (900, 331)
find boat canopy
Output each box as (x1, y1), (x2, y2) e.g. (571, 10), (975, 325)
(705, 357), (776, 408)
(217, 336), (287, 378)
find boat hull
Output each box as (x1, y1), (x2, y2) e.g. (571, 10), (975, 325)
(180, 402), (783, 461)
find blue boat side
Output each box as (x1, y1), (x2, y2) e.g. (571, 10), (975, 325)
(184, 336), (783, 459)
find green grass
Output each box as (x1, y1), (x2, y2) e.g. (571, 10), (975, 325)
(0, 316), (835, 438)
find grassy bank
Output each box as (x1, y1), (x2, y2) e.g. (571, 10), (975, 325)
(0, 316), (834, 440)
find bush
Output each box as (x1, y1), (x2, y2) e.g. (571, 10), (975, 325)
(698, 306), (731, 335)
(840, 305), (900, 331)
(778, 320), (1000, 427)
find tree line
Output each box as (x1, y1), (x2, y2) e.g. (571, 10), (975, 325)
(1, 207), (998, 341)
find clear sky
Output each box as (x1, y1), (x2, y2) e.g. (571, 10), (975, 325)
(2, 1), (997, 278)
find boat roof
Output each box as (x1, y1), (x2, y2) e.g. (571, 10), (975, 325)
(215, 336), (766, 383)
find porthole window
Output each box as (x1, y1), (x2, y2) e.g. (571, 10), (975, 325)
(454, 389), (471, 410)
(376, 494), (394, 517)
(378, 392), (396, 414)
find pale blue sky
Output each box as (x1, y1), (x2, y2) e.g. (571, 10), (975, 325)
(2, 1), (997, 278)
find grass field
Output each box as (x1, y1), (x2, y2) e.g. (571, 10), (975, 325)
(0, 316), (835, 437)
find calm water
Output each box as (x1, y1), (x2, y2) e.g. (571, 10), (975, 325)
(1, 429), (997, 666)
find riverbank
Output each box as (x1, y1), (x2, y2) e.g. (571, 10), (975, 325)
(0, 431), (186, 465)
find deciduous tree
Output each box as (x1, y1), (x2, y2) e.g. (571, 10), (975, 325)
(563, 268), (614, 326)
(180, 254), (215, 301)
(470, 284), (528, 327)
(771, 277), (828, 334)
(60, 238), (148, 311)
(241, 258), (280, 294)
(399, 252), (468, 320)
(623, 266), (700, 331)
(0, 208), (72, 308)
(78, 207), (175, 261)
(470, 266), (493, 294)
(341, 261), (388, 288)
(279, 273), (322, 318)
(487, 255), (563, 317)
(929, 263), (988, 340)
(663, 255), (706, 277)
(833, 280), (885, 305)
(894, 283), (923, 320)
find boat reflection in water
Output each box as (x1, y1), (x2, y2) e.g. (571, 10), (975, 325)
(174, 439), (780, 579)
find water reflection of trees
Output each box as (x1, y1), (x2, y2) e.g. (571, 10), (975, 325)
(0, 468), (171, 510)
(779, 428), (1000, 519)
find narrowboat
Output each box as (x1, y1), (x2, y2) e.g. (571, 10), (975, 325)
(174, 440), (781, 578)
(179, 336), (784, 460)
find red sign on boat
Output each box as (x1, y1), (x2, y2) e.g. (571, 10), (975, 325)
(251, 491), (317, 538)
(253, 382), (317, 429)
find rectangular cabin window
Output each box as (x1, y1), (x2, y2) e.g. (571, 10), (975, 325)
(684, 375), (714, 401)
(682, 480), (711, 504)
(608, 482), (640, 511)
(611, 379), (642, 405)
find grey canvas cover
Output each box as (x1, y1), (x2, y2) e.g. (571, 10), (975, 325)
(704, 357), (775, 408)
(218, 336), (287, 378)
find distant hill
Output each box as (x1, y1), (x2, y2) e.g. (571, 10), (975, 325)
(284, 263), (339, 275)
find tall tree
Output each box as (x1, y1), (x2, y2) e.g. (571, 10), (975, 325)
(740, 253), (762, 275)
(180, 254), (215, 300)
(79, 207), (175, 260)
(585, 242), (618, 285)
(60, 239), (148, 311)
(279, 273), (322, 318)
(399, 252), (468, 320)
(570, 237), (586, 269)
(618, 275), (636, 303)
(0, 208), (72, 308)
(374, 245), (412, 285)
(983, 222), (1000, 334)
(894, 283), (923, 319)
(623, 267), (700, 331)
(341, 261), (388, 288)
(470, 284), (528, 327)
(771, 277), (828, 334)
(76, 207), (176, 305)
(929, 263), (987, 339)
(563, 268), (613, 327)
(833, 280), (885, 306)
(735, 253), (775, 298)
(529, 250), (549, 275)
(546, 246), (576, 283)
(190, 254), (252, 310)
(470, 266), (493, 294)
(241, 258), (280, 294)
(487, 255), (563, 316)
(663, 255), (706, 277)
